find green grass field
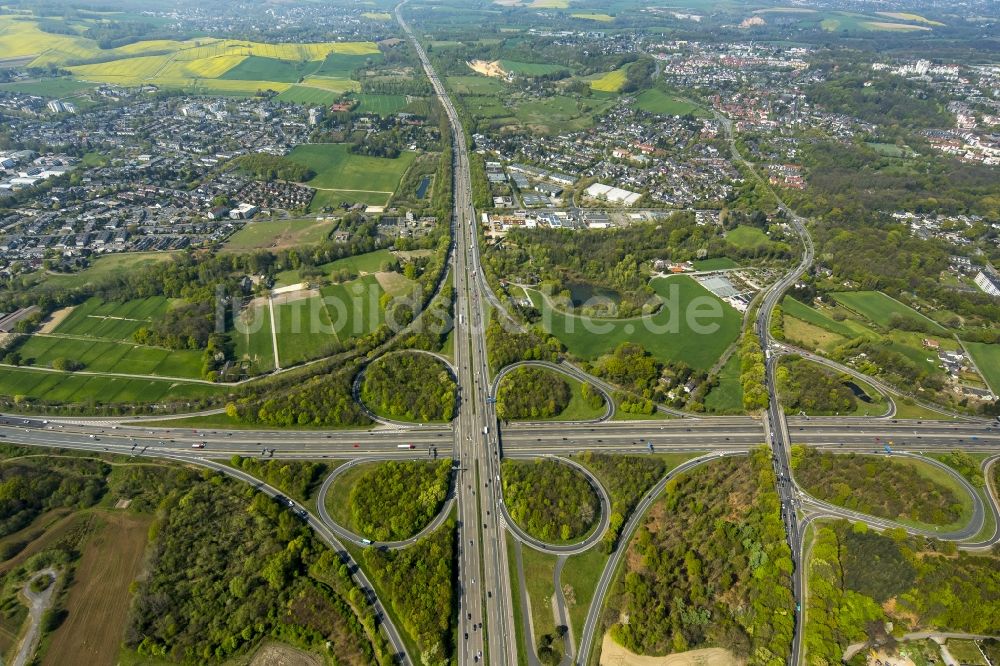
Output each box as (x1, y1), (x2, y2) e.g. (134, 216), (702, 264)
(0, 366), (223, 404)
(53, 296), (170, 340)
(499, 60), (567, 76)
(571, 12), (615, 21)
(635, 89), (708, 117)
(233, 302), (275, 374)
(725, 225), (772, 249)
(447, 75), (505, 96)
(287, 143), (415, 194)
(529, 276), (741, 370)
(219, 56), (320, 83)
(273, 249), (396, 287)
(314, 52), (383, 78)
(36, 253), (180, 291)
(704, 353), (744, 413)
(963, 341), (1000, 394)
(352, 93), (408, 115)
(692, 257), (739, 271)
(781, 297), (858, 338)
(272, 295), (338, 366)
(274, 85), (341, 106)
(223, 219), (334, 251)
(320, 274), (386, 339)
(15, 334), (204, 379)
(0, 78), (95, 97)
(831, 291), (947, 333)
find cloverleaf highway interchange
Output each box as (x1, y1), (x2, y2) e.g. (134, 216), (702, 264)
(0, 0), (997, 665)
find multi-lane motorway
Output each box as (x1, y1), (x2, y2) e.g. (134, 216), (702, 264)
(2, 5), (999, 665)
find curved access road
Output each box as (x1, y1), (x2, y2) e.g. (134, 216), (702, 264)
(770, 346), (896, 418)
(0, 436), (413, 666)
(490, 360), (615, 423)
(316, 456), (456, 550)
(351, 349), (459, 428)
(498, 454), (611, 555)
(775, 343), (986, 423)
(575, 451), (748, 665)
(791, 451), (986, 542)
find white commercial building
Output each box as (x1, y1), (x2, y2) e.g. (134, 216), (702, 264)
(584, 182), (642, 207)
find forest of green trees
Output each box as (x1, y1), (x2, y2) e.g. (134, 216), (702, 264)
(349, 460), (451, 541)
(228, 362), (372, 428)
(228, 154), (315, 183)
(606, 449), (794, 661)
(805, 520), (1000, 665)
(496, 366), (570, 420)
(127, 477), (378, 663)
(0, 457), (107, 539)
(360, 354), (456, 422)
(791, 447), (965, 526)
(363, 520), (455, 665)
(776, 356), (858, 415)
(575, 452), (667, 553)
(485, 318), (563, 371)
(502, 459), (599, 543)
(230, 457), (329, 503)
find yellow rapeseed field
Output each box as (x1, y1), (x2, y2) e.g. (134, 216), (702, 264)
(1, 16), (378, 94)
(590, 68), (627, 92)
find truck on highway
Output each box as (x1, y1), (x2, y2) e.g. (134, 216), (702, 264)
(191, 443), (205, 449)
(397, 444), (416, 449)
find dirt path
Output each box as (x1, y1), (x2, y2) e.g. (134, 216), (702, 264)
(37, 307), (73, 334)
(598, 637), (736, 666)
(12, 568), (58, 666)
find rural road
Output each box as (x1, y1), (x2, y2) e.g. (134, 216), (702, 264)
(11, 567), (58, 666)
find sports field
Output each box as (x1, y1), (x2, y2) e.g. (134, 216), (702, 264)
(528, 276), (740, 369)
(287, 144), (416, 204)
(0, 366), (222, 403)
(16, 334), (205, 378)
(353, 94), (408, 115)
(831, 291), (947, 332)
(52, 296), (170, 340)
(9, 296), (210, 379)
(636, 89), (709, 117)
(233, 302), (276, 373)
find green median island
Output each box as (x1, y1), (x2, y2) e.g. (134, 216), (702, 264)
(496, 365), (606, 421)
